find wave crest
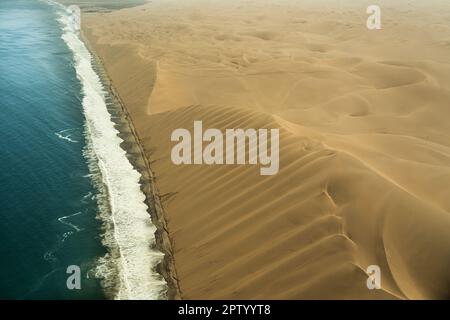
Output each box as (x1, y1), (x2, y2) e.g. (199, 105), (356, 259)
(50, 2), (167, 300)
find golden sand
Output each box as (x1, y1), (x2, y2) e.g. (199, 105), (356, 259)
(83, 0), (450, 299)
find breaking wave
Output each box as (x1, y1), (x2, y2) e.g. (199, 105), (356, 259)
(47, 1), (167, 300)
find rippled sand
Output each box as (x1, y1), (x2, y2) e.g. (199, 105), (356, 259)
(83, 0), (450, 299)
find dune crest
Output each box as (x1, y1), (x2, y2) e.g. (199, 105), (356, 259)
(83, 0), (450, 299)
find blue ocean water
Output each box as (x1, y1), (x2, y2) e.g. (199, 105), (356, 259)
(0, 0), (106, 299)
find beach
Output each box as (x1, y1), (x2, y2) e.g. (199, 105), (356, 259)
(82, 0), (450, 299)
(0, 0), (112, 298)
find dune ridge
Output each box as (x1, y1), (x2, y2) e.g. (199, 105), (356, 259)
(83, 0), (450, 299)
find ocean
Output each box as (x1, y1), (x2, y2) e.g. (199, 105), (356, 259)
(0, 0), (165, 299)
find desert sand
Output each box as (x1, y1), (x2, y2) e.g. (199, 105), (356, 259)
(82, 0), (450, 299)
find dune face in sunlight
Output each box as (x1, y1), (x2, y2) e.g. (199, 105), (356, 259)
(170, 121), (280, 176)
(83, 0), (450, 299)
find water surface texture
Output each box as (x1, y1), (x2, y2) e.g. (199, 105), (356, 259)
(0, 0), (166, 299)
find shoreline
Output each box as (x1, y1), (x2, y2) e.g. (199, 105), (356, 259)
(79, 0), (450, 299)
(80, 30), (181, 300)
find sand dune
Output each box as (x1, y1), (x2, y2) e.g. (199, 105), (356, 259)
(83, 0), (450, 299)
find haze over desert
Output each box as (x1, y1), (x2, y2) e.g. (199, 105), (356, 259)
(81, 0), (450, 299)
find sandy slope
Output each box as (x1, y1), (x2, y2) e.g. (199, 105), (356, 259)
(83, 0), (450, 299)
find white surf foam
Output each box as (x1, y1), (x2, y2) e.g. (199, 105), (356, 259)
(58, 211), (84, 232)
(48, 2), (167, 300)
(55, 129), (79, 143)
